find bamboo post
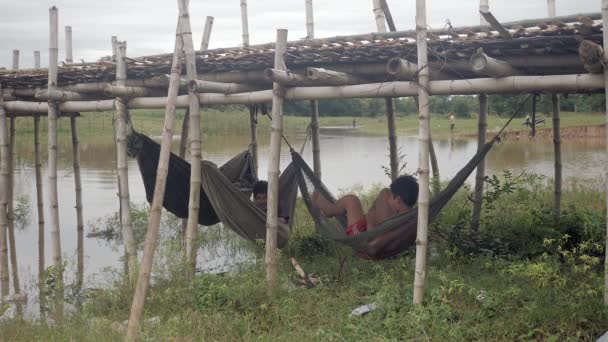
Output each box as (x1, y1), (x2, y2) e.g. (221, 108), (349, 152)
(34, 115), (45, 316)
(531, 94), (538, 137)
(0, 86), (9, 298)
(548, 0), (556, 18)
(552, 94), (562, 222)
(471, 94), (488, 233)
(179, 0), (203, 276)
(240, 0), (250, 47)
(12, 50), (19, 70)
(126, 6), (184, 339)
(413, 0), (430, 306)
(429, 135), (440, 195)
(265, 29), (288, 296)
(7, 117), (20, 298)
(111, 36), (118, 62)
(70, 115), (84, 290)
(114, 41), (138, 283)
(480, 0), (489, 26)
(372, 0), (399, 181)
(47, 6), (64, 318)
(603, 0), (608, 307)
(65, 26), (73, 63)
(306, 0), (321, 179)
(249, 106), (258, 176)
(200, 16), (214, 51)
(34, 51), (41, 69)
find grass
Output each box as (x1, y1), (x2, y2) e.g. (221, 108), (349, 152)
(9, 109), (606, 143)
(1, 173), (606, 341)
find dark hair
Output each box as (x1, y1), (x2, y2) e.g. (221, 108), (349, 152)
(390, 175), (419, 207)
(253, 181), (268, 197)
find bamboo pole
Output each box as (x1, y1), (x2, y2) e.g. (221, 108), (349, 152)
(307, 68), (367, 86)
(265, 29), (288, 296)
(0, 86), (9, 298)
(470, 48), (523, 78)
(548, 0), (556, 18)
(188, 79), (261, 94)
(69, 114), (84, 291)
(372, 0), (387, 33)
(552, 94), (562, 222)
(306, 0), (321, 179)
(471, 94), (488, 233)
(12, 50), (19, 70)
(111, 36), (118, 62)
(126, 9), (184, 340)
(179, 0), (203, 277)
(413, 0), (430, 306)
(386, 98), (398, 180)
(47, 6), (64, 318)
(35, 89), (97, 101)
(7, 116), (20, 299)
(65, 26), (73, 64)
(249, 106), (258, 176)
(264, 69), (313, 86)
(115, 41), (137, 283)
(4, 73), (607, 114)
(240, 0), (250, 47)
(603, 0), (608, 307)
(480, 0), (489, 26)
(428, 135), (440, 196)
(200, 16), (214, 51)
(34, 115), (45, 317)
(34, 51), (41, 69)
(379, 0), (396, 32)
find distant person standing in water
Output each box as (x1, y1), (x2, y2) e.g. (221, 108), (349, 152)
(449, 114), (455, 132)
(352, 119), (357, 128)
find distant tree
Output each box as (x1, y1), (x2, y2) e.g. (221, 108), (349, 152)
(451, 96), (476, 118)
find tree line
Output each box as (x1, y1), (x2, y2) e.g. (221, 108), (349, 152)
(207, 94), (605, 118)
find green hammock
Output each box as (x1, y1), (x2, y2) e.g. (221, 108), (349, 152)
(127, 132), (296, 247)
(291, 141), (496, 260)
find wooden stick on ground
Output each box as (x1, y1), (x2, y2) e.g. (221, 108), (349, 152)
(265, 29), (288, 296)
(126, 3), (185, 338)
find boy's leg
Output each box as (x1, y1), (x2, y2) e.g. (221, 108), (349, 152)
(312, 192), (365, 226)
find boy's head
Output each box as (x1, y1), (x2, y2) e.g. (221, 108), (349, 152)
(253, 181), (268, 210)
(389, 175), (419, 210)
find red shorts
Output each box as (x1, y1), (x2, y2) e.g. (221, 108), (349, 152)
(345, 217), (367, 237)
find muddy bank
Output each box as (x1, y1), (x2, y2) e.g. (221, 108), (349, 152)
(467, 124), (606, 142)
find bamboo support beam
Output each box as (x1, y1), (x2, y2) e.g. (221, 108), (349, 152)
(2, 95), (16, 102)
(548, 0), (556, 18)
(306, 0), (321, 179)
(386, 98), (398, 180)
(126, 5), (184, 338)
(386, 58), (452, 80)
(47, 6), (64, 318)
(114, 42), (137, 283)
(70, 116), (84, 290)
(65, 26), (73, 64)
(249, 106), (258, 176)
(34, 51), (40, 69)
(379, 0), (396, 32)
(307, 68), (368, 86)
(200, 16), (214, 51)
(12, 50), (19, 70)
(264, 69), (313, 86)
(0, 86), (9, 297)
(3, 74), (606, 113)
(372, 0), (387, 33)
(111, 36), (118, 62)
(602, 0), (608, 307)
(480, 11), (513, 40)
(240, 0), (250, 47)
(471, 94), (488, 233)
(471, 48), (523, 77)
(35, 89), (96, 101)
(413, 0), (430, 306)
(104, 85), (164, 98)
(552, 94), (562, 222)
(34, 115), (45, 316)
(480, 0), (489, 26)
(7, 117), (20, 300)
(188, 79), (262, 94)
(266, 29), (288, 296)
(180, 0), (203, 277)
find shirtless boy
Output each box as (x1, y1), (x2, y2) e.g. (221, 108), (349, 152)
(312, 175), (419, 236)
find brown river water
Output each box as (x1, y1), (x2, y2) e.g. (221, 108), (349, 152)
(7, 124), (607, 298)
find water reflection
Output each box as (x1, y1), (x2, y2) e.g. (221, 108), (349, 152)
(9, 128), (607, 292)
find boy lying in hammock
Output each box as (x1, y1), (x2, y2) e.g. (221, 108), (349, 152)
(253, 180), (290, 224)
(311, 175), (419, 237)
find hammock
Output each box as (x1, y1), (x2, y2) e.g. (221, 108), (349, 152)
(127, 132), (296, 247)
(291, 141), (496, 260)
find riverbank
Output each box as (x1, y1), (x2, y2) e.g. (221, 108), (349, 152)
(471, 123), (607, 142)
(1, 175), (606, 340)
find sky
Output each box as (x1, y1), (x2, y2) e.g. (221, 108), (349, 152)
(0, 0), (599, 69)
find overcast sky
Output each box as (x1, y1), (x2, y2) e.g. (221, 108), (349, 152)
(0, 0), (599, 69)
